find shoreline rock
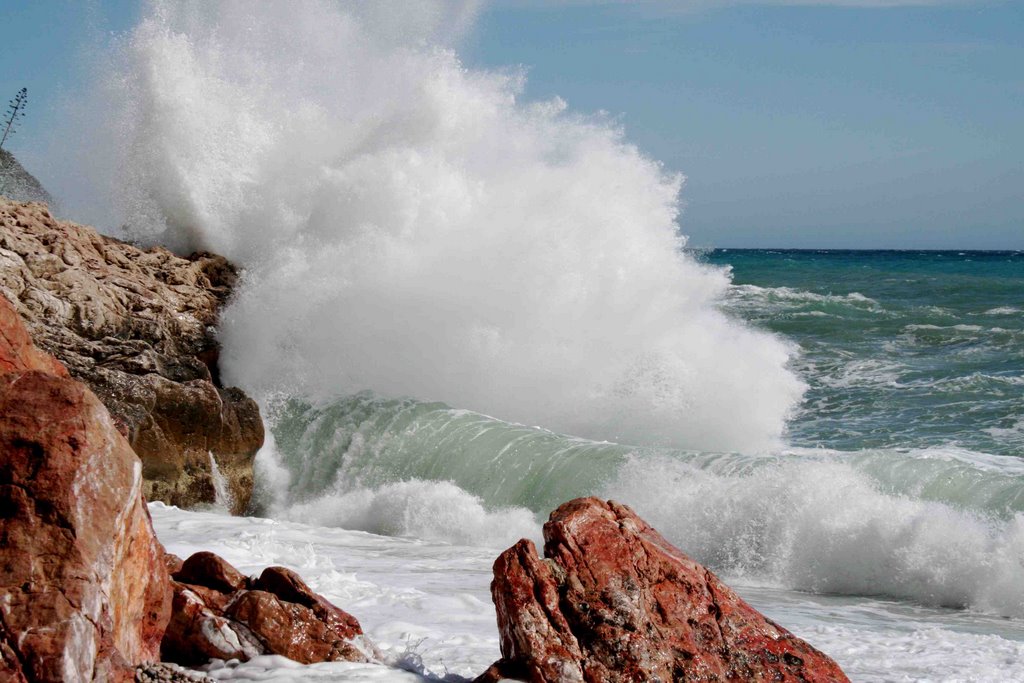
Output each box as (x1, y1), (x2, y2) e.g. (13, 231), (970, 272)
(479, 497), (850, 682)
(161, 551), (379, 667)
(0, 198), (263, 513)
(0, 294), (172, 681)
(2, 293), (374, 678)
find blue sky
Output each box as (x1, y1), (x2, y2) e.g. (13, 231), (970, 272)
(1, 0), (1021, 248)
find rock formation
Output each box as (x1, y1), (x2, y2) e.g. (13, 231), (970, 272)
(479, 497), (850, 683)
(161, 551), (378, 667)
(0, 150), (54, 207)
(0, 293), (172, 682)
(0, 198), (263, 513)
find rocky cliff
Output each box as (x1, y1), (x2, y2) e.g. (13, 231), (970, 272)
(0, 151), (54, 207)
(0, 198), (262, 513)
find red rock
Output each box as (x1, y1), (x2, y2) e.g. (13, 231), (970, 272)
(175, 551), (250, 593)
(480, 497), (850, 683)
(161, 582), (263, 665)
(164, 552), (185, 577)
(226, 590), (371, 665)
(176, 581), (234, 613)
(0, 295), (172, 681)
(159, 551), (376, 668)
(0, 293), (66, 376)
(253, 566), (363, 639)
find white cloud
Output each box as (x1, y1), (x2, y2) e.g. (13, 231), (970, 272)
(493, 0), (986, 8)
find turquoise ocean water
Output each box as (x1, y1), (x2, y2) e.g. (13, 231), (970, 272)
(707, 249), (1024, 457)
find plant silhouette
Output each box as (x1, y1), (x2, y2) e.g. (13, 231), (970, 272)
(1, 88), (28, 153)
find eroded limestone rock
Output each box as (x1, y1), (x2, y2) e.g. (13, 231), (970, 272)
(0, 198), (263, 512)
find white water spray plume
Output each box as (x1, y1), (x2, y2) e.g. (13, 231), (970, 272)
(66, 0), (804, 452)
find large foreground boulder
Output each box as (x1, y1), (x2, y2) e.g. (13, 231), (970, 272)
(161, 551), (378, 667)
(0, 294), (172, 681)
(0, 198), (263, 513)
(479, 497), (849, 683)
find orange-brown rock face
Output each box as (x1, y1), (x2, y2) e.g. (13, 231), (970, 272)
(0, 281), (67, 377)
(161, 552), (377, 667)
(480, 497), (850, 683)
(0, 199), (263, 513)
(0, 294), (172, 681)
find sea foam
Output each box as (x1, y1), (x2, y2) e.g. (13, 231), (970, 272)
(256, 395), (1024, 618)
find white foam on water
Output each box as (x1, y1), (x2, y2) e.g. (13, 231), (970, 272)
(605, 453), (1024, 618)
(254, 396), (1024, 620)
(280, 479), (539, 548)
(151, 503), (1024, 683)
(727, 284), (882, 309)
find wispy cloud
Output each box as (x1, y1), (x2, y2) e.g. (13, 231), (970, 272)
(493, 0), (987, 8)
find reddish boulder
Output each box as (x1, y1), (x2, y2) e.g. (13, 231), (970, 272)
(162, 582), (263, 665)
(162, 552), (376, 667)
(253, 566), (363, 639)
(163, 552), (185, 577)
(480, 497), (850, 683)
(175, 551), (250, 593)
(0, 294), (172, 681)
(227, 590), (371, 664)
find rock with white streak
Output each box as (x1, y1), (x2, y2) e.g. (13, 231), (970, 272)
(479, 497), (851, 683)
(0, 293), (172, 681)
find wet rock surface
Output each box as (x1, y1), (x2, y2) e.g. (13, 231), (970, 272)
(0, 294), (172, 682)
(0, 198), (263, 512)
(162, 551), (378, 668)
(480, 497), (850, 683)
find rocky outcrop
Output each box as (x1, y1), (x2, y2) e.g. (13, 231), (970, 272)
(0, 198), (263, 513)
(479, 498), (849, 683)
(0, 294), (172, 682)
(161, 552), (378, 667)
(0, 150), (54, 207)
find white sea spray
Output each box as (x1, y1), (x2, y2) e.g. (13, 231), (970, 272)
(64, 0), (803, 453)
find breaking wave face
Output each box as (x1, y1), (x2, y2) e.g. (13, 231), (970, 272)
(259, 395), (1024, 617)
(75, 0), (804, 452)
